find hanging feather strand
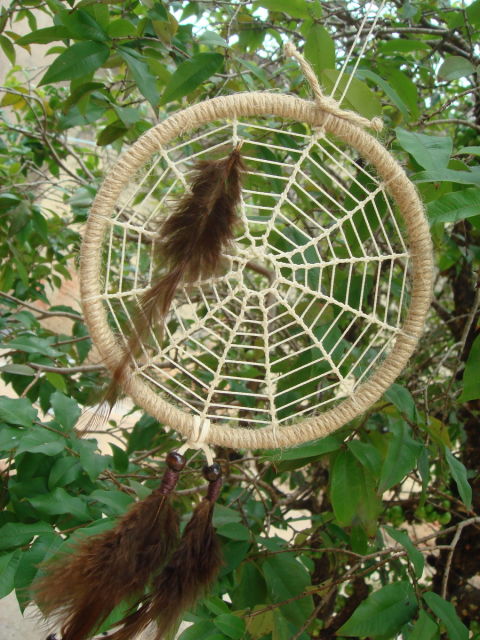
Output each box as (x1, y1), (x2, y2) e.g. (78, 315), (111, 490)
(98, 147), (245, 418)
(106, 464), (223, 640)
(34, 452), (186, 640)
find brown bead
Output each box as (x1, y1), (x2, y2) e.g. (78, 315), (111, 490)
(203, 462), (222, 482)
(166, 451), (186, 472)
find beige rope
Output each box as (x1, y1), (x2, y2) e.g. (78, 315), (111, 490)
(80, 91), (432, 450)
(284, 41), (383, 132)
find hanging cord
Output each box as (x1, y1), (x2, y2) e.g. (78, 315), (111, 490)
(334, 0), (387, 104)
(178, 415), (214, 465)
(284, 42), (383, 132)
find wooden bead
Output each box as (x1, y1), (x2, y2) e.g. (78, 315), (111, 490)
(203, 463), (222, 482)
(166, 451), (186, 472)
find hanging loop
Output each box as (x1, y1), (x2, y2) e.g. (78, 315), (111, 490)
(284, 42), (383, 132)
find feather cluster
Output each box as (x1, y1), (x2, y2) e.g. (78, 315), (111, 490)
(100, 147), (244, 414)
(106, 478), (223, 640)
(34, 479), (180, 640)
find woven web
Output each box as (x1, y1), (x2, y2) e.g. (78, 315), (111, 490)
(97, 118), (410, 429)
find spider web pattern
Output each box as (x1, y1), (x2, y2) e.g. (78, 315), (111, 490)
(96, 118), (411, 429)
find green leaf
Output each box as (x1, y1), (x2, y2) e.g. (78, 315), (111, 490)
(330, 449), (360, 525)
(179, 621), (226, 640)
(73, 438), (109, 481)
(0, 551), (21, 598)
(428, 188), (480, 225)
(384, 526), (424, 578)
(161, 52), (224, 105)
(266, 434), (341, 462)
(106, 19), (137, 38)
(272, 611), (292, 640)
(48, 457), (82, 489)
(378, 39), (430, 54)
(204, 596), (231, 615)
(467, 0), (480, 25)
(17, 26), (70, 45)
(409, 610), (439, 640)
(438, 56), (475, 81)
(423, 592), (468, 640)
(330, 449), (381, 532)
(322, 69), (382, 120)
(359, 69), (412, 120)
(51, 391), (81, 431)
(304, 25), (335, 77)
(214, 614), (246, 639)
(379, 421), (422, 492)
(444, 447), (472, 510)
(348, 440), (382, 477)
(457, 146), (480, 156)
(0, 35), (15, 65)
(0, 426), (22, 450)
(29, 487), (91, 521)
(0, 192), (21, 211)
(45, 371), (67, 393)
(385, 383), (416, 421)
(198, 30), (228, 48)
(217, 522), (251, 541)
(413, 168), (480, 186)
(16, 428), (65, 457)
(254, 0), (312, 18)
(0, 396), (37, 427)
(97, 121), (128, 146)
(110, 443), (129, 472)
(1, 335), (63, 357)
(221, 540), (250, 576)
(0, 364), (35, 376)
(90, 489), (134, 515)
(233, 562), (267, 609)
(212, 504), (242, 527)
(338, 581), (418, 637)
(14, 533), (63, 611)
(58, 8), (108, 42)
(236, 57), (269, 86)
(396, 128), (452, 170)
(262, 554), (313, 627)
(459, 333), (480, 402)
(118, 47), (160, 109)
(39, 41), (110, 85)
(0, 522), (52, 551)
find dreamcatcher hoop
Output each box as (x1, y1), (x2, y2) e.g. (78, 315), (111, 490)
(80, 60), (433, 450)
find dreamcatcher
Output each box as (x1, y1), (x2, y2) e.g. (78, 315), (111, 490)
(34, 5), (433, 639)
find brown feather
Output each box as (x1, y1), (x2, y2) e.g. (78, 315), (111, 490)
(106, 480), (223, 640)
(90, 147), (245, 424)
(34, 472), (181, 640)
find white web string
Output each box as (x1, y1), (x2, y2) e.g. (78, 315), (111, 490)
(98, 118), (411, 428)
(332, 0), (387, 105)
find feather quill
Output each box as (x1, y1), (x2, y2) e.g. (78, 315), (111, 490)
(96, 147), (244, 419)
(106, 467), (223, 640)
(34, 454), (185, 640)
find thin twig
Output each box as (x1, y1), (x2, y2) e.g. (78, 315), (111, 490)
(422, 118), (480, 132)
(29, 362), (105, 374)
(441, 517), (480, 598)
(0, 291), (82, 320)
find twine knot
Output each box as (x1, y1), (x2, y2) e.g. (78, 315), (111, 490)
(178, 415), (214, 464)
(284, 42), (383, 132)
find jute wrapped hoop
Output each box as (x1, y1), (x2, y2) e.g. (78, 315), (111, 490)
(80, 47), (433, 450)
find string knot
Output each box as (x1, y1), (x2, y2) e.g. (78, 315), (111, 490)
(284, 41), (383, 132)
(178, 415), (214, 465)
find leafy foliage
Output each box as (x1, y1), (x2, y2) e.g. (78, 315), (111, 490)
(1, 0), (480, 638)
